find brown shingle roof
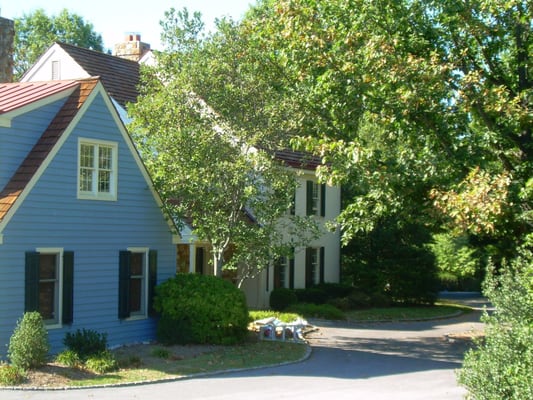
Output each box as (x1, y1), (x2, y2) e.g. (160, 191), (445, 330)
(56, 42), (139, 107)
(0, 78), (99, 221)
(274, 149), (322, 170)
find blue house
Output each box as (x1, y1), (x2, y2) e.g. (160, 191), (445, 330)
(0, 78), (179, 357)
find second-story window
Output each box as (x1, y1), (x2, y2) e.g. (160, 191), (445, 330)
(306, 180), (326, 217)
(78, 139), (117, 201)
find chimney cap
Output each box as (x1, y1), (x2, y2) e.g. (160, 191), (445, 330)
(125, 32), (141, 42)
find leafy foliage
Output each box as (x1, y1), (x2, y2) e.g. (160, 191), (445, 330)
(55, 350), (82, 368)
(458, 242), (533, 399)
(14, 8), (103, 78)
(63, 329), (108, 362)
(0, 363), (26, 386)
(130, 8), (319, 286)
(154, 274), (249, 345)
(7, 312), (49, 370)
(84, 351), (118, 374)
(343, 218), (439, 305)
(239, 0), (531, 255)
(269, 288), (298, 311)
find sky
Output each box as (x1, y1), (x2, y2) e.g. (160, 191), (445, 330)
(1, 0), (255, 51)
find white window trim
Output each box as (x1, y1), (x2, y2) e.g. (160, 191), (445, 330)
(35, 247), (64, 329)
(127, 247), (149, 320)
(77, 138), (118, 201)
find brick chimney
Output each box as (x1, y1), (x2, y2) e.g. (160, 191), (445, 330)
(113, 33), (150, 62)
(0, 16), (15, 82)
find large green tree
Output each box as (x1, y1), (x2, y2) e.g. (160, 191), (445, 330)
(237, 2), (531, 398)
(130, 9), (319, 286)
(14, 9), (103, 78)
(240, 0), (531, 246)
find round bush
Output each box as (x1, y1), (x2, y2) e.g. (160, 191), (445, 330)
(154, 274), (249, 345)
(8, 312), (49, 370)
(269, 288), (297, 311)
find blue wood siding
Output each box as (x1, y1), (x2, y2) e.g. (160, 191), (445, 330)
(0, 93), (176, 356)
(0, 98), (68, 190)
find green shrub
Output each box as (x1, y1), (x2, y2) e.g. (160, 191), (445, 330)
(84, 350), (118, 374)
(316, 283), (354, 300)
(151, 347), (170, 359)
(63, 329), (108, 361)
(458, 245), (533, 399)
(288, 303), (346, 320)
(7, 311), (49, 370)
(294, 287), (328, 304)
(0, 363), (26, 386)
(269, 288), (297, 311)
(154, 274), (249, 345)
(327, 297), (352, 311)
(55, 350), (82, 368)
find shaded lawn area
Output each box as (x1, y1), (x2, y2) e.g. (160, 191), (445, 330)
(345, 302), (472, 322)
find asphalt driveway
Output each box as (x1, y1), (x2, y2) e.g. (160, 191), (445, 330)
(1, 293), (488, 400)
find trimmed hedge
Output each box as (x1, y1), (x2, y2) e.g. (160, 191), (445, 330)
(154, 274), (249, 345)
(269, 288), (298, 311)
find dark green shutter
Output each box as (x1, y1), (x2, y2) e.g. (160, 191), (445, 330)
(305, 248), (313, 288)
(62, 251), (74, 324)
(306, 181), (314, 216)
(148, 250), (158, 317)
(290, 191), (296, 215)
(25, 252), (40, 312)
(320, 184), (326, 217)
(289, 250), (295, 290)
(118, 251), (131, 319)
(265, 264), (270, 291)
(273, 259), (281, 289)
(195, 247), (204, 274)
(319, 247), (325, 284)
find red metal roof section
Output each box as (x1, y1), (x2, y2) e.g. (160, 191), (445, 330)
(0, 80), (79, 114)
(0, 78), (99, 221)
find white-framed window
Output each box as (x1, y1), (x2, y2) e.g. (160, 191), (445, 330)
(306, 180), (325, 217)
(78, 138), (118, 201)
(274, 256), (288, 289)
(35, 248), (63, 327)
(305, 247), (324, 288)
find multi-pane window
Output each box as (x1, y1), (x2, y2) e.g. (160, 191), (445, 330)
(78, 140), (117, 200)
(305, 247), (324, 288)
(129, 252), (146, 316)
(38, 253), (59, 324)
(119, 249), (157, 320)
(306, 181), (325, 217)
(274, 256), (288, 289)
(25, 249), (74, 327)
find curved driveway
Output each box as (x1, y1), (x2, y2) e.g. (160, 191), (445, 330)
(2, 294), (488, 400)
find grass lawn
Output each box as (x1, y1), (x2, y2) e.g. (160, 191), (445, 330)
(3, 303), (472, 388)
(344, 301), (472, 322)
(11, 340), (308, 388)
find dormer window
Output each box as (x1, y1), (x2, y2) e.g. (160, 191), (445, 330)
(78, 138), (118, 201)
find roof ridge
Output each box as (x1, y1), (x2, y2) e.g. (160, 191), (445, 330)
(0, 79), (98, 221)
(56, 41), (139, 65)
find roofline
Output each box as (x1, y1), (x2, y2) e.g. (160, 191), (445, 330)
(0, 79), (180, 241)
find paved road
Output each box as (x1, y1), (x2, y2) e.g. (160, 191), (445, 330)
(1, 293), (488, 400)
